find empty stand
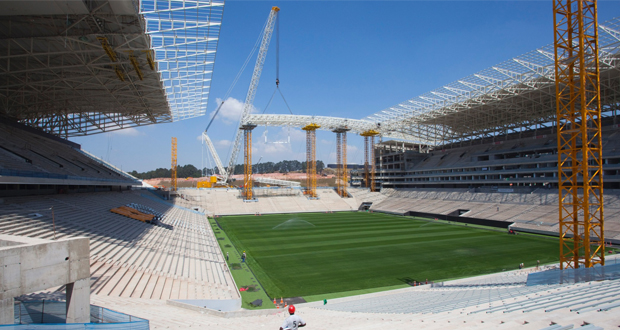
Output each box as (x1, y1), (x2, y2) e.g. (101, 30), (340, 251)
(0, 190), (237, 301)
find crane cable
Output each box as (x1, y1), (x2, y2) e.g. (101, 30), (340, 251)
(204, 18), (270, 134)
(262, 12), (294, 115)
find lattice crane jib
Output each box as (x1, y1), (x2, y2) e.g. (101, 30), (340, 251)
(225, 7), (280, 183)
(303, 123), (320, 198)
(171, 137), (177, 192)
(361, 130), (380, 192)
(553, 0), (604, 269)
(242, 124), (257, 201)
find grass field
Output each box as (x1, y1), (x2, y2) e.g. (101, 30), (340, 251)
(216, 212), (560, 299)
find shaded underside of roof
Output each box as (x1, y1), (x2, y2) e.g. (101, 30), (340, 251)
(0, 0), (223, 137)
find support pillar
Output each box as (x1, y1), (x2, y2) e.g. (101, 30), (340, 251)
(171, 137), (178, 191)
(66, 278), (90, 323)
(302, 123), (320, 198)
(361, 130), (379, 192)
(0, 298), (13, 325)
(333, 127), (350, 197)
(241, 124), (257, 201)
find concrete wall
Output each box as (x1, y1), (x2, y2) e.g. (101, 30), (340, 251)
(0, 235), (91, 324)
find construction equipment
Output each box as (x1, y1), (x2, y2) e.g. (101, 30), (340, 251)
(333, 127), (351, 197)
(553, 0), (604, 269)
(303, 123), (320, 198)
(360, 130), (379, 191)
(202, 6), (280, 184)
(242, 124), (257, 200)
(171, 137), (177, 191)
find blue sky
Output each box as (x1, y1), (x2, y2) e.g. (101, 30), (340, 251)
(73, 1), (620, 173)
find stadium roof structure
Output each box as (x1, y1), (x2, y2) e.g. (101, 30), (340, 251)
(364, 16), (620, 146)
(0, 0), (223, 137)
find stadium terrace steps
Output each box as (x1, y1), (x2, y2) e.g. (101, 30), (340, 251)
(370, 188), (620, 238)
(347, 188), (388, 205)
(0, 190), (237, 301)
(314, 266), (620, 319)
(0, 121), (135, 183)
(179, 188), (355, 215)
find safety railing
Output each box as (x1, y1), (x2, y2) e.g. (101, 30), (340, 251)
(527, 259), (620, 286)
(2, 301), (149, 330)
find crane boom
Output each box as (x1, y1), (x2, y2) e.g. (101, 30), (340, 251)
(224, 6), (280, 182)
(202, 132), (226, 178)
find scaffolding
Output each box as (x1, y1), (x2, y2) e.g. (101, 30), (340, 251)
(303, 123), (320, 198)
(333, 127), (351, 197)
(171, 137), (177, 192)
(361, 130), (379, 191)
(554, 0), (604, 269)
(242, 124), (257, 201)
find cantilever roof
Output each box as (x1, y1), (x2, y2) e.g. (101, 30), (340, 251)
(366, 16), (620, 145)
(0, 0), (223, 137)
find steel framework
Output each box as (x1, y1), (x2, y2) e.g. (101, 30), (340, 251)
(342, 131), (349, 197)
(303, 123), (320, 198)
(245, 114), (423, 143)
(333, 127), (351, 197)
(171, 137), (178, 191)
(362, 16), (620, 146)
(361, 130), (379, 191)
(0, 0), (223, 137)
(226, 7), (279, 182)
(554, 0), (604, 269)
(336, 132), (342, 196)
(242, 124), (257, 201)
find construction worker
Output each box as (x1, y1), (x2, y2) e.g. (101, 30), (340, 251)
(280, 305), (306, 330)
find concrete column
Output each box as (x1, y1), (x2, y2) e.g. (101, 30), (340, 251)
(0, 297), (14, 325)
(66, 278), (90, 323)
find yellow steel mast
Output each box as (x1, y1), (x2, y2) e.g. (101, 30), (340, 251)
(553, 0), (604, 269)
(303, 123), (320, 198)
(361, 130), (379, 192)
(333, 127), (351, 197)
(171, 137), (177, 191)
(242, 124), (257, 201)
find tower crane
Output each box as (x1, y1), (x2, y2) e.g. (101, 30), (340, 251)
(202, 6), (280, 183)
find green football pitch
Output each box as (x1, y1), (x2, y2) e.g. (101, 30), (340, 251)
(216, 212), (559, 299)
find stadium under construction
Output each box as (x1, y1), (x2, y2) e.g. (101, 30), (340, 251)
(1, 1), (620, 329)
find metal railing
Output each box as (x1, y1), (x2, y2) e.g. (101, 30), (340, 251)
(3, 301), (149, 329)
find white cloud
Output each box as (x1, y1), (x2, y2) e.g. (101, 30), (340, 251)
(214, 139), (232, 148)
(110, 127), (143, 136)
(288, 128), (306, 142)
(347, 144), (359, 152)
(208, 97), (258, 125)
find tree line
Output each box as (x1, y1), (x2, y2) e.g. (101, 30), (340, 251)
(129, 160), (325, 180)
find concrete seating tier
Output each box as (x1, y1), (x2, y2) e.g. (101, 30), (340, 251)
(179, 188), (355, 215)
(0, 121), (135, 183)
(0, 191), (236, 301)
(370, 188), (620, 239)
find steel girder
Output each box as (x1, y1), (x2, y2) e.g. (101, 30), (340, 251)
(0, 0), (223, 137)
(365, 16), (620, 146)
(244, 114), (429, 144)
